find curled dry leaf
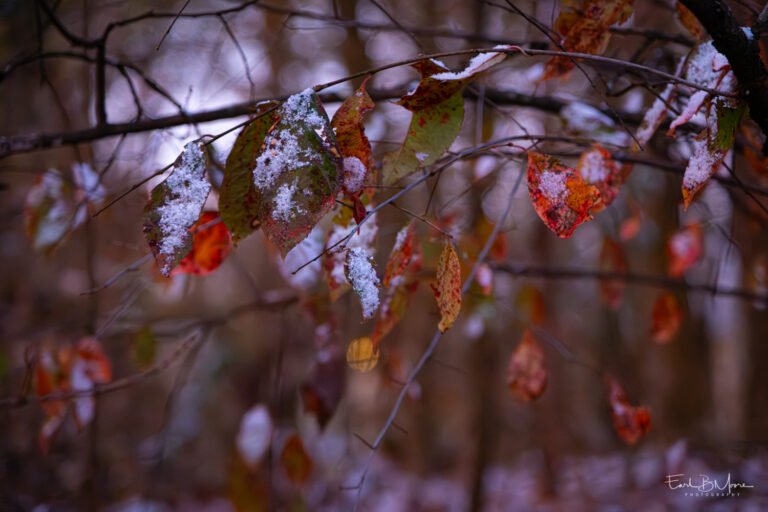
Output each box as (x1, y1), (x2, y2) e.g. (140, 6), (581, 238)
(372, 222), (422, 349)
(346, 336), (379, 372)
(667, 224), (703, 277)
(236, 404), (273, 469)
(598, 237), (627, 309)
(280, 434), (313, 485)
(172, 212), (231, 276)
(543, 0), (634, 81)
(431, 244), (462, 333)
(651, 292), (684, 343)
(507, 329), (548, 402)
(607, 378), (651, 445)
(527, 151), (601, 238)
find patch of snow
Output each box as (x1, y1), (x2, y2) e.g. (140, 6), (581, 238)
(742, 27), (753, 40)
(415, 152), (429, 162)
(430, 51), (505, 81)
(343, 156), (367, 193)
(392, 223), (410, 254)
(253, 89), (326, 191)
(539, 171), (568, 203)
(579, 149), (609, 182)
(345, 247), (380, 319)
(155, 141), (210, 266)
(72, 162), (106, 204)
(236, 405), (273, 468)
(683, 137), (718, 190)
(327, 213), (378, 291)
(272, 182), (305, 221)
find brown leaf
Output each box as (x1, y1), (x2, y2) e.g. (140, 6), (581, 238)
(432, 244), (462, 333)
(651, 292), (683, 343)
(507, 330), (547, 402)
(280, 434), (313, 485)
(607, 378), (651, 445)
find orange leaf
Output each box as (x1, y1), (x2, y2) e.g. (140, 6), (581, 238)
(618, 203), (642, 241)
(598, 237), (627, 309)
(607, 378), (651, 445)
(280, 434), (313, 485)
(75, 337), (112, 383)
(507, 330), (547, 402)
(527, 152), (601, 238)
(431, 244), (461, 333)
(667, 224), (703, 277)
(542, 0), (634, 81)
(651, 292), (683, 343)
(346, 336), (380, 372)
(173, 212), (231, 276)
(576, 143), (621, 209)
(676, 2), (705, 40)
(514, 285), (546, 326)
(332, 77), (375, 193)
(372, 222), (422, 348)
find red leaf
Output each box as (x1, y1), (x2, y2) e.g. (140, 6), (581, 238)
(667, 224), (703, 277)
(173, 212), (231, 276)
(507, 330), (547, 402)
(280, 434), (313, 485)
(576, 143), (621, 209)
(607, 378), (651, 445)
(432, 244), (461, 333)
(651, 292), (683, 343)
(527, 151), (601, 238)
(599, 237), (627, 309)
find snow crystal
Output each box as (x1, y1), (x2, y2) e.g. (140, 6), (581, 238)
(683, 137), (718, 190)
(346, 247), (380, 319)
(343, 156), (367, 193)
(579, 149), (608, 182)
(430, 51), (505, 81)
(253, 89), (326, 191)
(155, 141), (210, 261)
(272, 182), (305, 221)
(539, 171), (568, 203)
(236, 405), (273, 468)
(415, 152), (429, 162)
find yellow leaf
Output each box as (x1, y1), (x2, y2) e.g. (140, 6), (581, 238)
(346, 337), (379, 372)
(432, 244), (462, 333)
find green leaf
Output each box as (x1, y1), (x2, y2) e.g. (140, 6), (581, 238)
(143, 141), (211, 277)
(254, 89), (343, 256)
(219, 102), (280, 244)
(382, 51), (506, 185)
(712, 101), (747, 151)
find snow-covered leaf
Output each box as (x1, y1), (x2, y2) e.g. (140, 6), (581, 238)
(144, 141), (211, 277)
(220, 102), (280, 243)
(527, 151), (601, 238)
(236, 404), (273, 469)
(253, 89), (344, 256)
(24, 170), (83, 254)
(331, 78), (375, 195)
(576, 143), (621, 208)
(324, 213), (378, 302)
(344, 247), (380, 320)
(432, 243), (461, 333)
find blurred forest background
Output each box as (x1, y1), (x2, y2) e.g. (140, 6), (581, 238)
(1, 0), (768, 510)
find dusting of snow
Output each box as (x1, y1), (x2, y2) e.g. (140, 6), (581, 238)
(327, 213), (378, 290)
(742, 27), (753, 40)
(539, 171), (568, 203)
(429, 58), (448, 70)
(415, 152), (429, 162)
(346, 247), (380, 319)
(155, 141), (210, 264)
(253, 89), (326, 191)
(683, 137), (718, 190)
(343, 156), (367, 193)
(669, 90), (709, 133)
(236, 405), (273, 468)
(272, 182), (305, 221)
(430, 51), (505, 81)
(579, 149), (608, 182)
